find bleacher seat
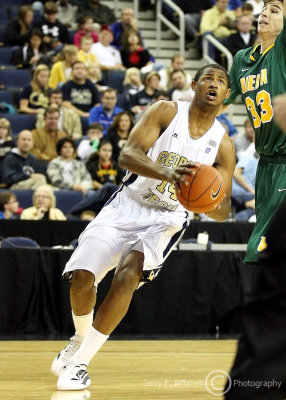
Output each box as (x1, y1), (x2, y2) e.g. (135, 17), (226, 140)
(116, 94), (128, 110)
(0, 26), (5, 44)
(0, 236), (40, 248)
(0, 114), (36, 135)
(68, 30), (75, 44)
(0, 69), (31, 89)
(0, 8), (8, 25)
(106, 70), (125, 93)
(0, 47), (14, 65)
(0, 189), (85, 214)
(0, 89), (14, 105)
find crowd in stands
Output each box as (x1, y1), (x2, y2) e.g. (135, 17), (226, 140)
(0, 0), (260, 223)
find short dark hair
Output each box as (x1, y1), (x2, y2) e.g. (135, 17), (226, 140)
(0, 192), (15, 211)
(71, 60), (86, 69)
(101, 87), (117, 97)
(88, 123), (103, 131)
(48, 89), (62, 98)
(194, 63), (230, 88)
(170, 69), (186, 78)
(56, 137), (75, 155)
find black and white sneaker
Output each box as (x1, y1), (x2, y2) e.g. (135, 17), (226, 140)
(51, 335), (82, 376)
(57, 360), (91, 391)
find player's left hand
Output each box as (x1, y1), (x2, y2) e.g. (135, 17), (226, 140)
(171, 162), (200, 190)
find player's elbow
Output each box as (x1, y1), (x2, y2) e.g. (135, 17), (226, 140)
(118, 146), (132, 169)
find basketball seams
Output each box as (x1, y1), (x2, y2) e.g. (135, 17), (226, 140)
(188, 166), (218, 203)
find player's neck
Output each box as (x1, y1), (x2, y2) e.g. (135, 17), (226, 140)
(260, 33), (277, 53)
(188, 106), (217, 138)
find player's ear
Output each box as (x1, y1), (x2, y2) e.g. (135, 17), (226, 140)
(224, 87), (231, 100)
(191, 80), (197, 92)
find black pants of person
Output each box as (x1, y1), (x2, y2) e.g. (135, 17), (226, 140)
(225, 200), (286, 400)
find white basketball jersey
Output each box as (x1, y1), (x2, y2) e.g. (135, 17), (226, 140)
(122, 101), (225, 212)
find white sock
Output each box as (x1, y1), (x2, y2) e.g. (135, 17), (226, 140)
(72, 310), (94, 340)
(72, 326), (109, 365)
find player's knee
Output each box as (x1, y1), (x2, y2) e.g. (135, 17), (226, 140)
(115, 263), (143, 290)
(71, 269), (95, 292)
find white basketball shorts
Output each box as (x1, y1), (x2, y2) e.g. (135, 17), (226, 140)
(63, 188), (190, 286)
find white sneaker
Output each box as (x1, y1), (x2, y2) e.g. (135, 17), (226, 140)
(57, 360), (91, 391)
(51, 335), (82, 376)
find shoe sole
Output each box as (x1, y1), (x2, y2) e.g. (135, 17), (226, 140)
(57, 379), (91, 391)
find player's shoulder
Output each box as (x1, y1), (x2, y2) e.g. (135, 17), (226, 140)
(142, 100), (178, 128)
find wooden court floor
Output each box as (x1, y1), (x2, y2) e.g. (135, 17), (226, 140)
(0, 340), (237, 400)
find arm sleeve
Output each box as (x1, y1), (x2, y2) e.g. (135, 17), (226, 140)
(2, 156), (29, 185)
(223, 52), (241, 105)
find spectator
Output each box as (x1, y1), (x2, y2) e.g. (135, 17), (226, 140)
(36, 89), (82, 139)
(31, 106), (67, 163)
(120, 28), (154, 70)
(0, 119), (16, 183)
(2, 130), (47, 189)
(159, 54), (192, 91)
(245, 0), (264, 19)
(20, 184), (66, 220)
(86, 62), (103, 88)
(111, 7), (143, 50)
(11, 28), (50, 70)
(0, 192), (19, 220)
(77, 36), (99, 67)
(223, 15), (256, 56)
(174, 0), (212, 42)
(74, 16), (99, 49)
(56, 0), (77, 30)
(90, 24), (124, 71)
(128, 70), (160, 116)
(122, 67), (144, 96)
(169, 69), (195, 102)
(232, 153), (258, 220)
(75, 0), (115, 26)
(200, 0), (236, 59)
(49, 44), (78, 89)
(33, 1), (69, 52)
(105, 111), (134, 162)
(19, 64), (50, 115)
(234, 118), (255, 160)
(88, 88), (123, 135)
(47, 137), (93, 194)
(86, 139), (124, 189)
(3, 5), (34, 47)
(227, 0), (243, 15)
(77, 122), (104, 162)
(67, 139), (124, 216)
(216, 113), (238, 139)
(61, 60), (101, 117)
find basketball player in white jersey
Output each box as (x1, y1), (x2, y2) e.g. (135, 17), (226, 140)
(53, 64), (236, 391)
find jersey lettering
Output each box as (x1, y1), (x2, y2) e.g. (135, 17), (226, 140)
(240, 69), (268, 94)
(156, 151), (192, 168)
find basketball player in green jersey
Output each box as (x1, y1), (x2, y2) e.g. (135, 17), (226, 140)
(222, 0), (286, 266)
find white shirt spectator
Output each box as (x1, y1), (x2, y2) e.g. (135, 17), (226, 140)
(90, 42), (122, 68)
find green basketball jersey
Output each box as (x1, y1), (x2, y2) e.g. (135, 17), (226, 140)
(225, 18), (286, 157)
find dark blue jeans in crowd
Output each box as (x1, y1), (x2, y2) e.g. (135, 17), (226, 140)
(68, 182), (118, 216)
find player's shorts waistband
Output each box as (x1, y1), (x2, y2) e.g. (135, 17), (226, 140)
(259, 154), (286, 164)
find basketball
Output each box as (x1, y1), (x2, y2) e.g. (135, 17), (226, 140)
(176, 164), (225, 213)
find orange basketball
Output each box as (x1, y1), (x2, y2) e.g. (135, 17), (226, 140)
(176, 164), (225, 213)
